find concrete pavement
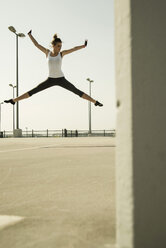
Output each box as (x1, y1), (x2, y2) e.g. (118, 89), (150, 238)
(0, 137), (116, 248)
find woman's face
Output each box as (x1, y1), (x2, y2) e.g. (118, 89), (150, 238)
(53, 42), (62, 52)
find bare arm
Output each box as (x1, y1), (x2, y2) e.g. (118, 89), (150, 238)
(28, 30), (49, 56)
(61, 40), (88, 57)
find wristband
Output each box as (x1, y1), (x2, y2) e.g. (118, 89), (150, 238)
(28, 30), (32, 35)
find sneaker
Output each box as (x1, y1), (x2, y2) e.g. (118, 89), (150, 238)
(94, 101), (103, 107)
(4, 99), (15, 105)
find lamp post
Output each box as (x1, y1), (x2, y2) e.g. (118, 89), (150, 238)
(0, 102), (4, 132)
(9, 84), (16, 131)
(26, 127), (28, 137)
(8, 26), (25, 130)
(86, 78), (94, 134)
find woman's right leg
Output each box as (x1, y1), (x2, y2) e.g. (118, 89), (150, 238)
(5, 78), (53, 104)
(13, 92), (30, 103)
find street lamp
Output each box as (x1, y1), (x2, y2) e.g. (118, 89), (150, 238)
(8, 26), (25, 130)
(0, 102), (4, 132)
(9, 84), (16, 131)
(86, 78), (94, 134)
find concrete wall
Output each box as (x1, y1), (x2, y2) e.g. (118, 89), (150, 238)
(115, 0), (134, 247)
(115, 1), (166, 247)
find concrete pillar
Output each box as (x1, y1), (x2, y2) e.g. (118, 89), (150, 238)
(13, 129), (22, 137)
(115, 1), (166, 248)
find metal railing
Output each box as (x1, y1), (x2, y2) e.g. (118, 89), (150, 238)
(1, 129), (116, 138)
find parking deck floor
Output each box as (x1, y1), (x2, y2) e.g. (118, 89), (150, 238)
(0, 137), (116, 248)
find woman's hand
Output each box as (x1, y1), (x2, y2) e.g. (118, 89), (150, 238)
(84, 39), (88, 47)
(27, 30), (32, 35)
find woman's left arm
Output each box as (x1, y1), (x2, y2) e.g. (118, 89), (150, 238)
(61, 40), (88, 57)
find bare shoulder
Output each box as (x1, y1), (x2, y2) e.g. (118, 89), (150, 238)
(46, 49), (50, 58)
(61, 50), (65, 58)
(61, 50), (71, 57)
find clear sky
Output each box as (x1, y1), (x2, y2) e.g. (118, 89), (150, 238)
(0, 0), (115, 131)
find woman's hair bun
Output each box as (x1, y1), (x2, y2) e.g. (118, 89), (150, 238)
(51, 33), (62, 46)
(53, 33), (58, 39)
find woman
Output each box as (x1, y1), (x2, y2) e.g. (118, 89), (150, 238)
(4, 30), (103, 107)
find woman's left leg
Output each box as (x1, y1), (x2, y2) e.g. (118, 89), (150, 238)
(81, 93), (96, 103)
(81, 93), (103, 106)
(58, 78), (99, 104)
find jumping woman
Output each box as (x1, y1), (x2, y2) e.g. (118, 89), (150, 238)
(4, 30), (103, 107)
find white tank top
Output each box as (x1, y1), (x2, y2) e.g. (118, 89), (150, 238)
(47, 51), (64, 78)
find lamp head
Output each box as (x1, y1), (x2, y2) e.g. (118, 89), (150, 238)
(18, 33), (25, 37)
(9, 84), (17, 88)
(86, 78), (94, 83)
(8, 26), (16, 33)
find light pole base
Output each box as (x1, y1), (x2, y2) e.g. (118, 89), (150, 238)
(13, 129), (22, 137)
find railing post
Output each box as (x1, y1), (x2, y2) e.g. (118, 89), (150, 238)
(64, 129), (67, 137)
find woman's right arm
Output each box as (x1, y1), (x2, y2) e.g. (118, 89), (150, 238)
(28, 30), (49, 56)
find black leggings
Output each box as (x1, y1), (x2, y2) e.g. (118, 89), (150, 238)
(28, 77), (84, 97)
